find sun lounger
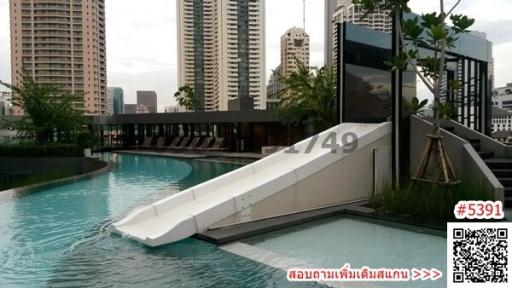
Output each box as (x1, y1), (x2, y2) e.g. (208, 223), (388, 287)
(198, 137), (213, 150)
(134, 136), (153, 149)
(169, 136), (184, 149)
(203, 138), (228, 151)
(174, 136), (192, 150)
(154, 137), (167, 149)
(184, 137), (202, 150)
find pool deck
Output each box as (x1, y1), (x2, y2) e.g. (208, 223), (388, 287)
(116, 149), (263, 160)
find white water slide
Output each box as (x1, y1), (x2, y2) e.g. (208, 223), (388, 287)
(113, 123), (391, 247)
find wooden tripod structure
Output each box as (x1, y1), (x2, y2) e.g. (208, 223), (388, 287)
(411, 133), (460, 186)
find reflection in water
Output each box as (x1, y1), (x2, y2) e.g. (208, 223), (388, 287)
(49, 235), (322, 288)
(2, 154), (315, 288)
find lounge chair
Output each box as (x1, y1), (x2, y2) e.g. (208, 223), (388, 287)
(197, 137), (213, 150)
(134, 136), (153, 149)
(184, 137), (202, 150)
(174, 136), (192, 150)
(154, 137), (167, 149)
(169, 136), (184, 149)
(203, 138), (228, 151)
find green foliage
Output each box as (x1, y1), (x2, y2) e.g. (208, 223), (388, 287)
(0, 144), (84, 157)
(0, 75), (85, 145)
(174, 85), (200, 111)
(370, 180), (495, 224)
(450, 14), (475, 33)
(439, 101), (457, 120)
(354, 0), (474, 128)
(277, 62), (337, 133)
(408, 97), (428, 115)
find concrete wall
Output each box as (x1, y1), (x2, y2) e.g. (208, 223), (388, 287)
(410, 116), (504, 201)
(0, 157), (107, 176)
(213, 134), (391, 228)
(440, 119), (512, 159)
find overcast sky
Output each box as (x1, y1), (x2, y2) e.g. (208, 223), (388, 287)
(0, 0), (511, 111)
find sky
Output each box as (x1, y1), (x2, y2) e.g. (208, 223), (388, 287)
(0, 0), (511, 111)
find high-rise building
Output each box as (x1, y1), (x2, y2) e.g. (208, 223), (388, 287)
(164, 106), (179, 113)
(267, 27), (310, 110)
(0, 91), (12, 116)
(324, 0), (339, 67)
(136, 91), (157, 113)
(107, 87), (124, 115)
(177, 0), (266, 111)
(493, 83), (512, 111)
(9, 0), (107, 115)
(266, 65), (283, 111)
(281, 27), (310, 77)
(326, 0), (391, 68)
(124, 104), (137, 114)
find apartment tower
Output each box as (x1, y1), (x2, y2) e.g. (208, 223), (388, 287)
(281, 27), (309, 77)
(325, 0), (391, 68)
(177, 0), (266, 111)
(10, 0), (106, 115)
(267, 27), (309, 110)
(136, 90), (157, 114)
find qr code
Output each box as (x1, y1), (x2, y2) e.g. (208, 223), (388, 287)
(448, 222), (512, 287)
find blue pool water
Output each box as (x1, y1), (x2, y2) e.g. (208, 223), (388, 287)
(246, 216), (447, 288)
(0, 153), (320, 288)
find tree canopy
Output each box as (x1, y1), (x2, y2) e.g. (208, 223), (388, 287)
(278, 62), (337, 133)
(174, 85), (201, 111)
(1, 76), (86, 145)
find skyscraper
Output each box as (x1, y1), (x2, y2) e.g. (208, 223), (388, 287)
(281, 27), (310, 77)
(9, 0), (107, 115)
(136, 91), (157, 114)
(177, 0), (266, 111)
(107, 87), (124, 115)
(267, 27), (310, 110)
(324, 0), (339, 67)
(325, 0), (391, 68)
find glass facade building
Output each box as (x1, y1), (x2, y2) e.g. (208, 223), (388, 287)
(336, 16), (493, 181)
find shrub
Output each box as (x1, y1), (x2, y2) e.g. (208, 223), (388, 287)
(370, 180), (495, 224)
(0, 144), (84, 157)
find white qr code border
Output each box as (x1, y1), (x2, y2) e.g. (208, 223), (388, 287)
(448, 222), (512, 288)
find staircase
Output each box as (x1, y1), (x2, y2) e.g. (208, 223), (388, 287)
(443, 126), (512, 208)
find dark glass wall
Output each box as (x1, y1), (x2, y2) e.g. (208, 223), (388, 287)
(341, 23), (393, 123)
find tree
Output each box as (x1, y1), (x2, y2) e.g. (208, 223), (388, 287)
(174, 85), (200, 111)
(355, 0), (474, 185)
(278, 62), (337, 133)
(0, 76), (85, 145)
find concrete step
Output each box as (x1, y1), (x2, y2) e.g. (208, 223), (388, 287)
(498, 178), (512, 187)
(485, 159), (512, 169)
(468, 139), (481, 145)
(478, 151), (495, 159)
(443, 126), (456, 133)
(471, 142), (481, 151)
(492, 169), (512, 178)
(505, 188), (512, 198)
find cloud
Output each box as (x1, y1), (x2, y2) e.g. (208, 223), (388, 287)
(473, 20), (512, 45)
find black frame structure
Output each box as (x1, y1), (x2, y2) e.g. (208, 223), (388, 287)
(336, 15), (493, 184)
(86, 111), (301, 153)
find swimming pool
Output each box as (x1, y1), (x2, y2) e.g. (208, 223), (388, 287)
(0, 153), (321, 288)
(240, 216), (446, 288)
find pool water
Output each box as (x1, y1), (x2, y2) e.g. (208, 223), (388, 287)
(245, 216), (447, 288)
(0, 153), (321, 288)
